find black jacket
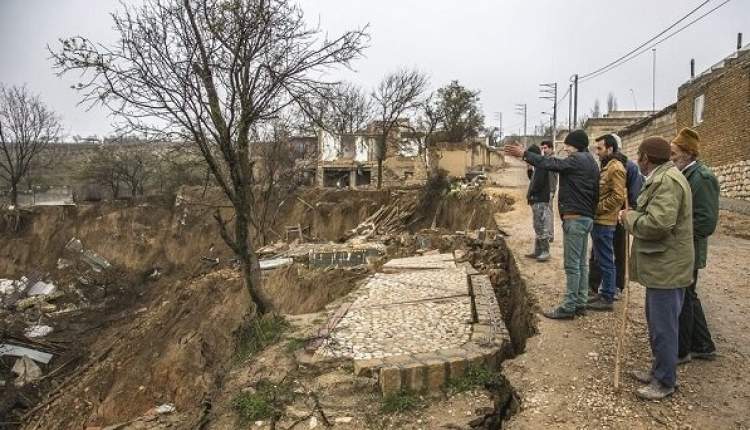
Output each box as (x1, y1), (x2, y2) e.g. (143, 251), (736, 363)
(524, 150), (599, 218)
(527, 165), (550, 204)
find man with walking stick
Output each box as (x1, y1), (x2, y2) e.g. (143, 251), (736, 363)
(619, 136), (694, 400)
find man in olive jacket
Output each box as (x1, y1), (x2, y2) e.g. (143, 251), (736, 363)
(670, 128), (719, 363)
(621, 136), (694, 400)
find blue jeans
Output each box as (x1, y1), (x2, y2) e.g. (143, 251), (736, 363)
(562, 217), (594, 312)
(646, 288), (685, 388)
(592, 224), (616, 302)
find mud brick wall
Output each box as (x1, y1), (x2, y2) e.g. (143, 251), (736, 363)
(676, 49), (750, 200)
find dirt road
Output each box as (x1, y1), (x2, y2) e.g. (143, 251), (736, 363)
(489, 160), (750, 430)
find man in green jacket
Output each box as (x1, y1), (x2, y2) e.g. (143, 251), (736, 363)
(620, 136), (694, 400)
(670, 128), (719, 363)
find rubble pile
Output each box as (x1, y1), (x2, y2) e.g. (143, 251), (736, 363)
(0, 237), (123, 421)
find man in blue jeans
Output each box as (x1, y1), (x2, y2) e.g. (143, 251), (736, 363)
(505, 130), (600, 319)
(587, 135), (627, 311)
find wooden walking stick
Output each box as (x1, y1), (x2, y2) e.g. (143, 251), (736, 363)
(614, 208), (632, 391)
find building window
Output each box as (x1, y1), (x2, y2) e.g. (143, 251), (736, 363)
(693, 94), (705, 126)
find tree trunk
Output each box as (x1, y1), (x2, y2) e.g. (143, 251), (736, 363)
(377, 158), (383, 189)
(10, 182), (18, 207)
(234, 205), (268, 315)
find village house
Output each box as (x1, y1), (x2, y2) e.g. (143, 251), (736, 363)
(675, 42), (750, 201)
(315, 120), (504, 188)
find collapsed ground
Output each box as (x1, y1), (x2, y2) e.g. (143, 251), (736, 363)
(1, 185), (540, 429)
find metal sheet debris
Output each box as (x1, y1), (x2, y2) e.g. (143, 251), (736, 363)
(27, 281), (57, 296)
(0, 344), (54, 364)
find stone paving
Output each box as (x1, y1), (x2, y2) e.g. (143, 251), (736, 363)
(313, 253), (512, 394)
(318, 258), (472, 360)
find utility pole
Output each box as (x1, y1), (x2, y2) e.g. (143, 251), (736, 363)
(572, 74), (579, 128)
(568, 83), (573, 131)
(630, 88), (638, 110)
(515, 103), (527, 144)
(539, 82), (558, 147)
(652, 48), (656, 112)
(493, 111), (503, 142)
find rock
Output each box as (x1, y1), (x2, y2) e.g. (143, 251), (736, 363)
(25, 324), (54, 338)
(308, 416), (318, 429)
(65, 238), (84, 253)
(155, 403), (175, 414)
(334, 417), (353, 423)
(12, 356), (43, 387)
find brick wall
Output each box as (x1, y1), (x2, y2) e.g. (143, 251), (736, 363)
(676, 48), (750, 200)
(618, 104), (677, 160)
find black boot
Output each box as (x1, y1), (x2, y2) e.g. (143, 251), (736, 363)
(525, 239), (541, 259)
(536, 238), (550, 262)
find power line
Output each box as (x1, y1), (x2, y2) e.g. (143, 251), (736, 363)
(579, 0), (733, 83)
(579, 0), (713, 80)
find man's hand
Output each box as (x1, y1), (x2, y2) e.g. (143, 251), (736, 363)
(618, 209), (628, 224)
(504, 143), (525, 158)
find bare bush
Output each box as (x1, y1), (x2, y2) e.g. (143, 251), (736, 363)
(0, 84), (61, 207)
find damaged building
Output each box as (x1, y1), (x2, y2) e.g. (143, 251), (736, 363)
(316, 120), (504, 188)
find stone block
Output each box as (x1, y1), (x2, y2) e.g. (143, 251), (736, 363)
(423, 358), (447, 390)
(379, 366), (402, 395)
(401, 361), (425, 392)
(382, 354), (413, 367)
(354, 358), (383, 377)
(443, 355), (468, 380)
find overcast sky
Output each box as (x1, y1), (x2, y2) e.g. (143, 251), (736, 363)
(1, 0), (747, 138)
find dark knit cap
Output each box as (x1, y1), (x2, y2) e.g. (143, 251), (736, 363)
(564, 129), (589, 151)
(639, 136), (671, 163)
(527, 144), (541, 155)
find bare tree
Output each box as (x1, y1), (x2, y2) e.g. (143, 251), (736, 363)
(51, 0), (368, 315)
(0, 85), (61, 207)
(78, 148), (122, 198)
(327, 83), (372, 135)
(591, 99), (602, 119)
(408, 93), (440, 168)
(606, 92), (618, 114)
(249, 115), (304, 244)
(371, 69), (428, 188)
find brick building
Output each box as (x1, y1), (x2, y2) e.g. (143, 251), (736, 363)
(618, 104), (677, 160)
(676, 43), (750, 200)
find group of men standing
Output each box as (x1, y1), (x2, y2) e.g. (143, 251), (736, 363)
(505, 127), (719, 400)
